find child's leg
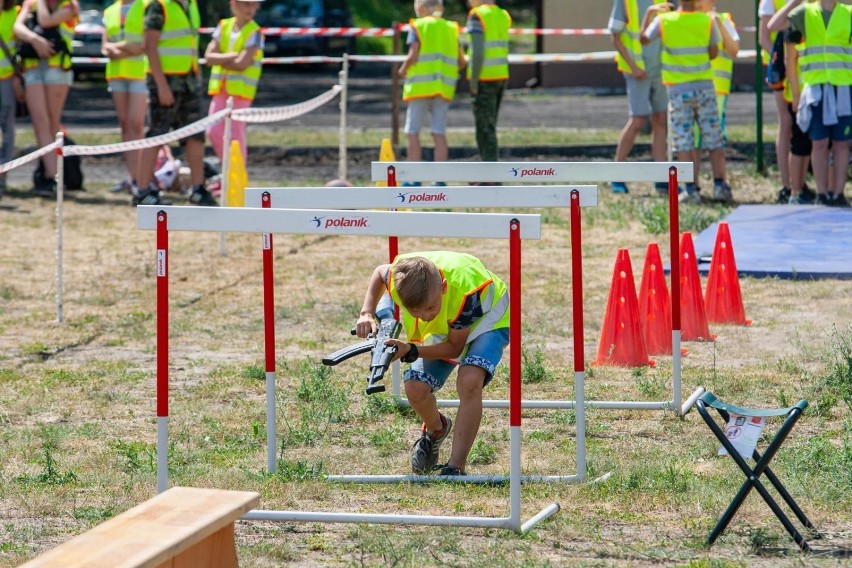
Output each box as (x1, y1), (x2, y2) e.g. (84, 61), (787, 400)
(207, 92), (228, 161)
(430, 98), (450, 162)
(811, 139), (830, 195)
(696, 88), (725, 181)
(830, 137), (849, 196)
(230, 96), (253, 162)
(404, 380), (441, 432)
(774, 90), (793, 191)
(403, 100), (424, 162)
(449, 365), (486, 472)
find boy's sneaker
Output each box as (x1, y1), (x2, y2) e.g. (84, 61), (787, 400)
(436, 463), (465, 476)
(610, 181), (629, 194)
(829, 193), (850, 207)
(815, 193), (832, 206)
(800, 184), (816, 203)
(401, 181), (421, 187)
(434, 181), (447, 187)
(678, 183), (701, 204)
(189, 185), (218, 206)
(713, 181), (733, 202)
(410, 413), (452, 474)
(788, 193), (813, 205)
(654, 182), (669, 195)
(132, 185), (170, 206)
(776, 186), (792, 204)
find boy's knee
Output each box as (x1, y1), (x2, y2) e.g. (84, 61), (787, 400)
(456, 368), (486, 400)
(404, 379), (432, 401)
(629, 115), (647, 130)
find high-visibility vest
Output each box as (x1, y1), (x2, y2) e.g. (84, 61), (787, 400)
(21, 0), (76, 71)
(615, 0), (667, 74)
(799, 2), (852, 87)
(403, 16), (459, 102)
(711, 12), (735, 95)
(104, 0), (146, 81)
(388, 251), (509, 362)
(153, 0), (199, 75)
(207, 18), (263, 99)
(784, 41), (806, 103)
(659, 11), (713, 85)
(0, 7), (19, 80)
(762, 0), (787, 65)
(466, 3), (511, 82)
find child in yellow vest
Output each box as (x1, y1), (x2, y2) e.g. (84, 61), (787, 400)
(398, 0), (465, 186)
(356, 252), (510, 476)
(205, 0), (265, 164)
(641, 0), (731, 203)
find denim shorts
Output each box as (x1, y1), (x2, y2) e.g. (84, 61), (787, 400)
(808, 90), (852, 141)
(108, 79), (148, 95)
(24, 60), (73, 86)
(404, 327), (510, 392)
(404, 96), (450, 135)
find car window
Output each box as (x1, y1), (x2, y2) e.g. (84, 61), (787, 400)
(257, 0), (323, 24)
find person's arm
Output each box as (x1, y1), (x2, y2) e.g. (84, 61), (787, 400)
(759, 15), (774, 53)
(708, 20), (720, 60)
(611, 31), (645, 79)
(203, 38), (236, 66)
(457, 42), (467, 71)
(787, 39), (801, 108)
(14, 0), (54, 58)
(355, 264), (392, 338)
(768, 0), (803, 32)
(397, 40), (419, 78)
(37, 0), (76, 28)
(640, 2), (672, 45)
(718, 16), (740, 58)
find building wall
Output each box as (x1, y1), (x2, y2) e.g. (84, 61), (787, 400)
(535, 0), (759, 89)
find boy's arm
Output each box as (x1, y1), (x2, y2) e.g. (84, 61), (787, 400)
(787, 38), (801, 108)
(708, 21), (720, 60)
(398, 41), (419, 78)
(387, 326), (471, 363)
(355, 264), (392, 338)
(716, 14), (740, 57)
(759, 15), (774, 53)
(768, 0), (803, 32)
(611, 31), (645, 79)
(640, 3), (672, 45)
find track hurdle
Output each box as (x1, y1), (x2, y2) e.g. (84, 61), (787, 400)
(245, 185), (592, 484)
(369, 161), (703, 418)
(137, 205), (559, 533)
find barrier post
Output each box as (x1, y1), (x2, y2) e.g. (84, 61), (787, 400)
(219, 97), (235, 256)
(261, 192), (277, 473)
(754, 0), (765, 175)
(668, 166), (683, 415)
(156, 211), (169, 492)
(338, 54), (349, 181)
(55, 131), (64, 323)
(569, 189), (587, 479)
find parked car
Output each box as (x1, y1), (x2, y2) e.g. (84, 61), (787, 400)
(255, 0), (356, 58)
(71, 3), (105, 75)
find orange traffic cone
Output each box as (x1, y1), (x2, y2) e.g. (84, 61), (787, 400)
(594, 249), (654, 367)
(679, 232), (715, 341)
(705, 222), (752, 325)
(638, 242), (673, 355)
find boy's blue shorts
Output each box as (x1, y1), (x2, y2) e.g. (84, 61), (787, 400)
(404, 327), (510, 393)
(808, 96), (852, 141)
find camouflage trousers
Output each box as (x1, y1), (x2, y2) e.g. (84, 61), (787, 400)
(472, 80), (506, 161)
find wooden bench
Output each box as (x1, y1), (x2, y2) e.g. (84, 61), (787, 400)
(20, 486), (260, 568)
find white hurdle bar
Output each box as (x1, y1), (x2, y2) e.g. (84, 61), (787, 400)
(369, 161), (701, 420)
(245, 186), (590, 484)
(137, 205), (559, 533)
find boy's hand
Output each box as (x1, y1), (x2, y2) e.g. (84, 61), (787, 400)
(355, 313), (377, 338)
(648, 2), (674, 14)
(630, 67), (647, 80)
(383, 338), (409, 363)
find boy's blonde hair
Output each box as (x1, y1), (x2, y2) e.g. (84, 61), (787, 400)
(416, 0), (443, 14)
(392, 256), (442, 309)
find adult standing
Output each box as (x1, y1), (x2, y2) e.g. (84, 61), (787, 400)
(608, 0), (669, 195)
(102, 0), (146, 191)
(0, 0), (19, 199)
(13, 0), (78, 196)
(466, 0), (510, 163)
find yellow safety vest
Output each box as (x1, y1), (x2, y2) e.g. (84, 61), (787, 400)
(799, 2), (852, 87)
(466, 4), (511, 82)
(659, 11), (713, 85)
(403, 16), (459, 102)
(711, 12), (734, 95)
(104, 0), (146, 81)
(784, 41), (806, 103)
(615, 0), (666, 74)
(388, 251), (509, 361)
(153, 0), (199, 75)
(0, 7), (19, 80)
(207, 17), (263, 99)
(762, 0), (787, 65)
(21, 0), (75, 71)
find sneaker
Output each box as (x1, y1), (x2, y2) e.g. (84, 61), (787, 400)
(654, 182), (669, 195)
(132, 184), (171, 206)
(401, 181), (421, 188)
(800, 184), (816, 203)
(410, 413), (452, 474)
(776, 186), (792, 204)
(678, 183), (701, 204)
(713, 181), (733, 202)
(829, 193), (850, 207)
(436, 463), (465, 476)
(189, 185), (218, 206)
(610, 181), (629, 194)
(110, 179), (132, 194)
(434, 181), (447, 187)
(815, 193), (832, 206)
(788, 193), (813, 205)
(32, 177), (56, 198)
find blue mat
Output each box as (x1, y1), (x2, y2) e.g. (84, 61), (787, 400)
(687, 205), (852, 280)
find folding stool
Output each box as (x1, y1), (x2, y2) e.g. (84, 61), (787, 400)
(695, 391), (820, 551)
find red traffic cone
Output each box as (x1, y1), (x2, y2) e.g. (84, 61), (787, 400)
(594, 249), (654, 367)
(638, 243), (673, 355)
(705, 222), (752, 325)
(679, 232), (715, 341)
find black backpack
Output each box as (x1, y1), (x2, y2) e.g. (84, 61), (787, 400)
(33, 135), (84, 191)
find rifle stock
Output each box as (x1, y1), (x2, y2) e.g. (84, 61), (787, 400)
(321, 318), (403, 395)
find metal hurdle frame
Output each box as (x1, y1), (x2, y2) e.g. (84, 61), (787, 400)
(137, 205), (558, 532)
(244, 185), (593, 484)
(369, 161), (704, 419)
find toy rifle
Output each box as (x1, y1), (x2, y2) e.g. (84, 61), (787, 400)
(322, 318), (402, 395)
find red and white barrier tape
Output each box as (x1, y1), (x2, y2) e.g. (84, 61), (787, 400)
(232, 85), (341, 124)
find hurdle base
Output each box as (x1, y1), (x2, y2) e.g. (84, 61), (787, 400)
(393, 398), (675, 411)
(325, 473), (583, 484)
(681, 386), (706, 416)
